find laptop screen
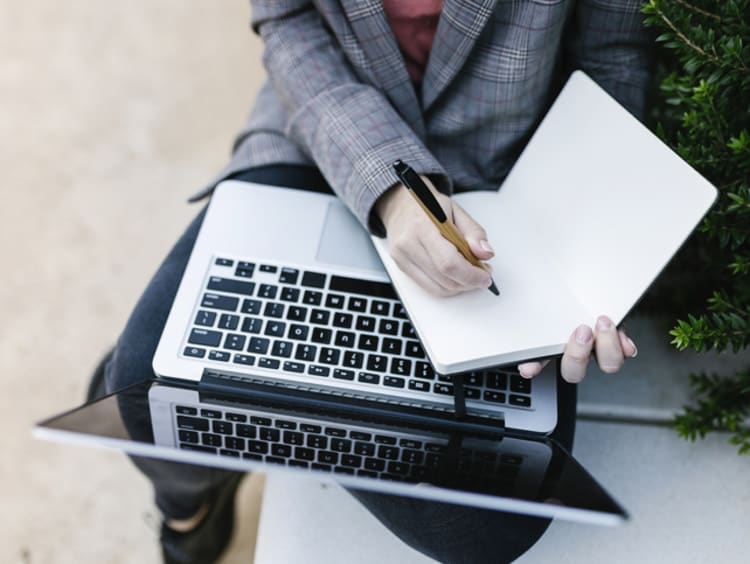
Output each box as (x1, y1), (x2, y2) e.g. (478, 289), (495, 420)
(34, 379), (626, 525)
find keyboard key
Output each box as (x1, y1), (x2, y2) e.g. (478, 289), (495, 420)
(358, 334), (379, 351)
(280, 287), (300, 302)
(289, 460), (309, 468)
(287, 324), (309, 341)
(405, 341), (425, 358)
(226, 412), (247, 423)
(343, 351), (364, 368)
(374, 435), (397, 445)
(390, 358), (411, 376)
(333, 369), (355, 380)
(341, 454), (362, 468)
(466, 371), (484, 386)
(283, 361), (305, 373)
(465, 387), (481, 399)
(387, 461), (410, 475)
(266, 456), (286, 465)
(325, 427), (347, 437)
(241, 317), (262, 334)
(258, 284), (278, 299)
(332, 312), (353, 328)
(509, 395), (532, 407)
(264, 321), (286, 337)
(208, 350), (230, 362)
(279, 267), (299, 284)
(510, 375), (532, 394)
(264, 302), (285, 318)
(354, 442), (375, 456)
(271, 340), (293, 358)
(302, 290), (323, 305)
(408, 379), (430, 392)
(400, 439), (422, 449)
(235, 261), (255, 278)
(347, 297), (366, 312)
(325, 294), (345, 308)
(358, 372), (380, 385)
(295, 447), (315, 461)
(212, 421), (233, 435)
(286, 306), (308, 321)
(364, 458), (385, 472)
(356, 316), (376, 332)
(178, 430), (199, 444)
(307, 435), (328, 449)
(318, 451), (338, 464)
(260, 427), (280, 441)
(181, 444), (216, 454)
(248, 337), (270, 354)
(176, 406), (198, 415)
(330, 275), (397, 299)
(366, 354), (387, 372)
(370, 300), (390, 316)
(177, 415), (209, 431)
(350, 431), (372, 441)
(283, 431), (304, 445)
(334, 331), (355, 348)
(377, 445), (399, 459)
(393, 304), (408, 319)
(319, 347), (340, 365)
(201, 409), (222, 419)
(301, 271), (326, 288)
(259, 264), (277, 273)
(295, 344), (317, 361)
(201, 293), (239, 312)
(194, 310), (216, 327)
(486, 372), (508, 390)
(241, 299), (261, 315)
(207, 277), (255, 296)
(311, 328), (332, 344)
(414, 362), (434, 379)
(251, 416), (271, 426)
(184, 346), (206, 358)
(308, 365), (330, 377)
(247, 440), (268, 454)
(483, 391), (506, 404)
(433, 383), (454, 395)
(223, 333), (246, 351)
(272, 444), (292, 457)
(188, 328), (222, 347)
(381, 338), (402, 355)
(218, 314), (240, 330)
(383, 376), (406, 388)
(401, 322), (416, 338)
(201, 433), (222, 447)
(378, 319), (398, 335)
(301, 423), (321, 433)
(258, 357), (280, 369)
(330, 438), (352, 452)
(215, 257), (233, 267)
(310, 309), (330, 325)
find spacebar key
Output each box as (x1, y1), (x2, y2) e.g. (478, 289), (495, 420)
(329, 276), (396, 299)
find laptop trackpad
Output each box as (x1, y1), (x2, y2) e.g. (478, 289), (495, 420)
(316, 202), (385, 273)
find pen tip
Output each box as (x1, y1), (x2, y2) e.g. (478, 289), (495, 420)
(488, 280), (500, 296)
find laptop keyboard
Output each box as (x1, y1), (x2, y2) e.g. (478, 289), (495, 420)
(182, 257), (532, 411)
(174, 403), (524, 487)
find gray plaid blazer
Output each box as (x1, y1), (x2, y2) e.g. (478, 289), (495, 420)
(198, 0), (652, 233)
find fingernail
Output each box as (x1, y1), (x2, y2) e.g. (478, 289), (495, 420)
(575, 325), (593, 344)
(479, 239), (494, 254)
(596, 316), (613, 331)
(627, 337), (638, 358)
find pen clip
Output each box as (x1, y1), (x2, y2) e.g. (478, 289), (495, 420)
(393, 160), (448, 223)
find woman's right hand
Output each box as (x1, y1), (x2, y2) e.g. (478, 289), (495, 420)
(375, 178), (496, 297)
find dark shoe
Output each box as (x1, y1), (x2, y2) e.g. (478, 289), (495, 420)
(160, 474), (244, 564)
(87, 348), (114, 401)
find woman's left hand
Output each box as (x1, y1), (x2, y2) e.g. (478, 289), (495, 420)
(517, 315), (638, 383)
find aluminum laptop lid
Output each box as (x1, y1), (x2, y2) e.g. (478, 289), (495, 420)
(34, 377), (626, 526)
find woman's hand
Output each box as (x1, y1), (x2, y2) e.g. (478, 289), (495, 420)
(517, 315), (638, 383)
(375, 179), (495, 296)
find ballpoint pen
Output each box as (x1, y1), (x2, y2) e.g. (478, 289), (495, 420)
(392, 160), (500, 296)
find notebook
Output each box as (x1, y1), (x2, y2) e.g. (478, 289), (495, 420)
(371, 71), (718, 374)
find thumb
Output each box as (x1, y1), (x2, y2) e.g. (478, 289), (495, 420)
(451, 201), (494, 260)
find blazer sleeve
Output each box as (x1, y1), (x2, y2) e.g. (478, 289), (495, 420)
(250, 1), (450, 234)
(566, 0), (654, 121)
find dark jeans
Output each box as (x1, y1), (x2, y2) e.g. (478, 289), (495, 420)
(105, 165), (577, 564)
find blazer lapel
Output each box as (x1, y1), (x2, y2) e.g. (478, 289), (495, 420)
(340, 0), (425, 137)
(422, 0), (498, 110)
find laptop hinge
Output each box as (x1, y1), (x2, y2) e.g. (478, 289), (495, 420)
(200, 370), (505, 437)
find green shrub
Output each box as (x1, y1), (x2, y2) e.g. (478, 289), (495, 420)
(641, 0), (750, 454)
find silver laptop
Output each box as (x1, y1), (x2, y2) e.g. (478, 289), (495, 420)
(152, 180), (557, 434)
